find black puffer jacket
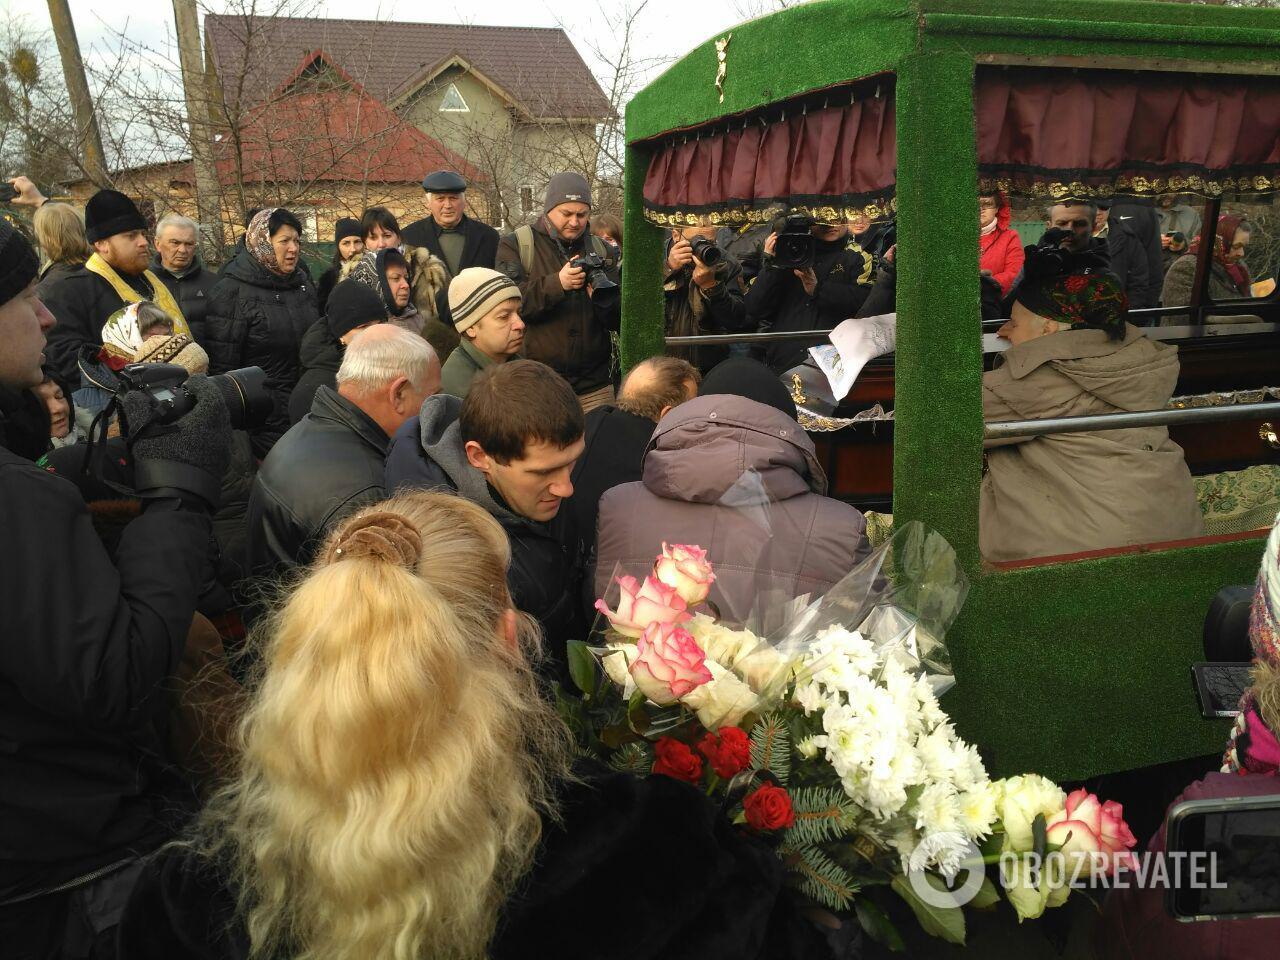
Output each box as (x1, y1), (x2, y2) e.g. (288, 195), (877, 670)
(39, 267), (155, 386)
(149, 254), (218, 342)
(385, 394), (586, 669)
(0, 398), (211, 900)
(245, 386), (388, 578)
(288, 320), (342, 425)
(203, 248), (319, 458)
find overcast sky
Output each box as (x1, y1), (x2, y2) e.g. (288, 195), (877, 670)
(3, 0), (760, 99)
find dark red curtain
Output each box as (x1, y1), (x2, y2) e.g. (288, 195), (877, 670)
(640, 67), (1280, 225)
(641, 76), (897, 227)
(975, 67), (1280, 199)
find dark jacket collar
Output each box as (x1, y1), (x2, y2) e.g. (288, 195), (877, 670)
(223, 246), (307, 291)
(149, 252), (206, 281)
(309, 386), (388, 452)
(416, 214), (484, 267)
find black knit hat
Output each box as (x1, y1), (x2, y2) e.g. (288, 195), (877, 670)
(334, 217), (362, 244)
(701, 357), (798, 421)
(84, 189), (148, 244)
(327, 279), (388, 340)
(0, 217), (40, 310)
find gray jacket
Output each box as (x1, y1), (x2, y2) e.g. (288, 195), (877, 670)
(595, 394), (870, 624)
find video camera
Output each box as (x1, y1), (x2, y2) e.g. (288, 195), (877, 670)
(570, 252), (618, 291)
(113, 362), (272, 434)
(769, 213), (817, 271)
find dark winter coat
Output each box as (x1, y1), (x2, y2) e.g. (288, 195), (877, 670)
(288, 320), (342, 425)
(149, 254), (218, 341)
(1100, 221), (1151, 311)
(664, 251), (750, 374)
(385, 394), (586, 662)
(35, 259), (84, 302)
(0, 405), (211, 900)
(203, 247), (319, 458)
(117, 762), (840, 960)
(1108, 201), (1164, 311)
(212, 431), (256, 599)
(568, 404), (656, 555)
(495, 219), (621, 394)
(595, 394), (871, 623)
(401, 215), (501, 332)
(245, 386), (388, 579)
(744, 235), (874, 373)
(39, 266), (158, 386)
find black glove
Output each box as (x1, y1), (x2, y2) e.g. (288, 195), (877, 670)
(122, 375), (232, 509)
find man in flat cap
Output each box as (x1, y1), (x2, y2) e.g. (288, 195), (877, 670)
(401, 170), (501, 330)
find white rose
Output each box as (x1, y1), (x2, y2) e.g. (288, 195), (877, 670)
(735, 643), (792, 694)
(601, 643), (636, 689)
(681, 659), (759, 730)
(995, 774), (1067, 853)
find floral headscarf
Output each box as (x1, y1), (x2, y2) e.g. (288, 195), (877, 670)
(245, 207), (289, 277)
(1015, 238), (1129, 340)
(100, 302), (146, 359)
(344, 249), (411, 317)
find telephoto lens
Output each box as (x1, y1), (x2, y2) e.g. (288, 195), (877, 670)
(209, 366), (273, 431)
(689, 236), (723, 267)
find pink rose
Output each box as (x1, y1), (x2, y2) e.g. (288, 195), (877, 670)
(630, 622), (713, 705)
(595, 574), (692, 638)
(1044, 789), (1137, 876)
(654, 543), (716, 606)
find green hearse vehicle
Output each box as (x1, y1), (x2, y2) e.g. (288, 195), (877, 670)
(619, 0), (1280, 800)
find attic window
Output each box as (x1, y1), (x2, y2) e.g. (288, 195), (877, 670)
(439, 83), (469, 113)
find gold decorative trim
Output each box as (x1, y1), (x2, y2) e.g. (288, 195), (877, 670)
(978, 173), (1280, 200)
(796, 404), (893, 433)
(1169, 386), (1280, 409)
(644, 197), (897, 228)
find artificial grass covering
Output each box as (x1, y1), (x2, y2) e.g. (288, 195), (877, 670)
(621, 0), (1280, 780)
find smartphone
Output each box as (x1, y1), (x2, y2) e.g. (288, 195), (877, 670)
(1166, 796), (1280, 921)
(0, 182), (18, 202)
(1190, 662), (1252, 718)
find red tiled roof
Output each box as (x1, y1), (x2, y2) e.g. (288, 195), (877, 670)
(204, 15), (612, 121)
(213, 84), (482, 186)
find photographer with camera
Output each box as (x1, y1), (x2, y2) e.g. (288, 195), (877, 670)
(496, 173), (620, 412)
(744, 214), (874, 374)
(0, 220), (232, 958)
(664, 224), (749, 374)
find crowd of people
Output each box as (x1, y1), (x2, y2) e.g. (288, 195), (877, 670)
(0, 161), (1273, 959)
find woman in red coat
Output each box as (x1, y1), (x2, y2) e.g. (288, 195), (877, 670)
(979, 191), (1024, 296)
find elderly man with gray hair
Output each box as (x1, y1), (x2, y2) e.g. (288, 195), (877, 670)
(245, 324), (441, 577)
(150, 213), (218, 340)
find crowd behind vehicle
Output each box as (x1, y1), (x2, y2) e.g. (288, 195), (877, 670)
(2, 162), (1279, 959)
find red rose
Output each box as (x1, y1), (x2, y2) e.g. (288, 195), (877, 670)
(653, 737), (703, 783)
(698, 727), (752, 779)
(1064, 275), (1088, 294)
(743, 783), (795, 831)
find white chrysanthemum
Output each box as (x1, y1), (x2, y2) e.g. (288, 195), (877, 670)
(914, 675), (948, 729)
(915, 725), (964, 783)
(957, 782), (999, 841)
(952, 743), (989, 793)
(794, 679), (826, 715)
(914, 781), (961, 835)
(796, 735), (821, 760)
(815, 625), (880, 673)
(909, 830), (971, 882)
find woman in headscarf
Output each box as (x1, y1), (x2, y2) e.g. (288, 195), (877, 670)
(340, 248), (421, 335)
(1161, 213), (1255, 323)
(316, 217), (364, 311)
(981, 246), (1205, 562)
(359, 206), (453, 359)
(205, 207), (320, 457)
(117, 492), (836, 960)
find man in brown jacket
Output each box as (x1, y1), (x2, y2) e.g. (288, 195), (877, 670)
(496, 173), (621, 411)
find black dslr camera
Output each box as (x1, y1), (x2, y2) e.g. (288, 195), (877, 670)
(114, 362), (272, 432)
(689, 236), (723, 267)
(570, 252), (618, 291)
(769, 214), (816, 270)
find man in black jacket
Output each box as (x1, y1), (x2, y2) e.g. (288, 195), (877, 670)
(1094, 200), (1152, 311)
(385, 360), (587, 668)
(744, 216), (874, 374)
(0, 219), (231, 958)
(569, 356), (699, 553)
(1107, 197), (1164, 311)
(247, 324), (439, 578)
(401, 170), (501, 329)
(150, 214), (218, 339)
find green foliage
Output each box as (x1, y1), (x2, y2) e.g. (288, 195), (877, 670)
(566, 640), (597, 698)
(854, 896), (906, 952)
(970, 875), (1000, 910)
(609, 740), (654, 776)
(784, 786), (858, 846)
(749, 712), (791, 785)
(890, 874), (967, 945)
(784, 843), (860, 911)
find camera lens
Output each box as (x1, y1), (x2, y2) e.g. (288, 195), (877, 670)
(689, 237), (723, 267)
(208, 366), (273, 431)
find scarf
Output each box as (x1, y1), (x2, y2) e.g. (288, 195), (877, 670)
(85, 253), (188, 335)
(245, 207), (290, 277)
(1190, 214), (1252, 296)
(100, 302), (147, 365)
(980, 217), (999, 238)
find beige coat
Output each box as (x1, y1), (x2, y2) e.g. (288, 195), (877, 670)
(980, 325), (1205, 562)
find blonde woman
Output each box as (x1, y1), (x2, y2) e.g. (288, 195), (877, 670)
(32, 201), (92, 299)
(119, 491), (819, 960)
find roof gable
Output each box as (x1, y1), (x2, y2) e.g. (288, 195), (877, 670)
(204, 15), (612, 121)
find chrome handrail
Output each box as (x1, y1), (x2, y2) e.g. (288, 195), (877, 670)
(984, 401), (1280, 441)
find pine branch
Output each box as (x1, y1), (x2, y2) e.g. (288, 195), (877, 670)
(609, 741), (654, 776)
(786, 786), (859, 846)
(783, 843), (860, 911)
(749, 712), (792, 785)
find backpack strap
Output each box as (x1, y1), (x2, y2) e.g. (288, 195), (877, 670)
(515, 225), (535, 277)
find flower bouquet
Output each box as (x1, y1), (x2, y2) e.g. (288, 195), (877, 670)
(561, 523), (1137, 949)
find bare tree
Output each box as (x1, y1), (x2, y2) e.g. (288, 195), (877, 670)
(45, 0), (110, 186)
